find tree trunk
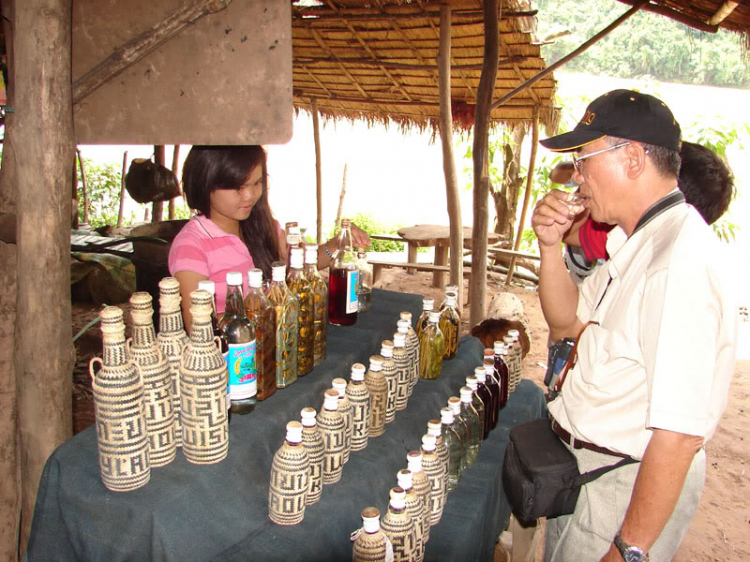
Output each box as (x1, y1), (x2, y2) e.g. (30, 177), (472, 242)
(117, 151), (128, 228)
(14, 0), (76, 553)
(169, 145), (180, 220)
(335, 163), (347, 229)
(71, 153), (79, 229)
(491, 126), (525, 244)
(77, 148), (89, 225)
(311, 100), (323, 244)
(152, 145), (165, 223)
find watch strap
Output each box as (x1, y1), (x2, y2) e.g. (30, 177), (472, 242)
(614, 532), (649, 561)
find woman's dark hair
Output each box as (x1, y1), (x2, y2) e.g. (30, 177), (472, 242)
(678, 141), (734, 225)
(182, 145), (281, 277)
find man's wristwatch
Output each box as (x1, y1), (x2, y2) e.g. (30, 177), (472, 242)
(614, 532), (648, 562)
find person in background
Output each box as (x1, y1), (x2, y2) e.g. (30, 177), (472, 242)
(168, 145), (370, 329)
(532, 90), (737, 561)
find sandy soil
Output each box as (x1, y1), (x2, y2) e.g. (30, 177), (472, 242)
(71, 268), (750, 561)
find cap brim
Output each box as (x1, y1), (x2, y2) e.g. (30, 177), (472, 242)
(540, 130), (605, 152)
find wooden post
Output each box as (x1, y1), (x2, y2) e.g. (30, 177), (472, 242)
(438, 3), (463, 311)
(77, 148), (89, 225)
(470, 0), (500, 328)
(14, 0), (75, 552)
(117, 151), (128, 228)
(152, 145), (165, 223)
(71, 153), (79, 229)
(169, 145), (180, 220)
(311, 99), (323, 244)
(505, 106), (539, 286)
(335, 163), (347, 229)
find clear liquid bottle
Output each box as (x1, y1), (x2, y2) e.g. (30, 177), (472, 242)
(419, 312), (445, 380)
(440, 407), (463, 492)
(364, 355), (387, 438)
(304, 244), (328, 366)
(287, 247), (314, 376)
(352, 507), (391, 562)
(397, 469), (425, 562)
(465, 374), (485, 442)
(346, 363), (371, 452)
(473, 367), (493, 440)
(317, 389), (345, 485)
(420, 434), (447, 526)
(459, 386), (481, 466)
(300, 407), (324, 506)
(439, 292), (461, 360)
(266, 261), (299, 389)
(284, 221), (301, 271)
(399, 313), (420, 395)
(380, 487), (417, 562)
(328, 219), (360, 326)
(447, 397), (469, 475)
(332, 378), (353, 464)
(380, 340), (398, 424)
(357, 248), (373, 313)
(440, 285), (460, 314)
(219, 271), (256, 414)
(494, 341), (510, 409)
(393, 332), (410, 411)
(406, 451), (432, 545)
(415, 298), (433, 340)
(244, 268), (277, 401)
(268, 421), (309, 525)
(483, 362), (500, 431)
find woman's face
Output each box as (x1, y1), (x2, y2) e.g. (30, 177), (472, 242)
(209, 165), (264, 225)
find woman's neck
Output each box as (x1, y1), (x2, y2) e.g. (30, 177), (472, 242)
(208, 213), (241, 237)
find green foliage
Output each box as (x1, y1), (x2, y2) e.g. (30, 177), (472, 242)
(330, 213), (405, 252)
(77, 160), (129, 228)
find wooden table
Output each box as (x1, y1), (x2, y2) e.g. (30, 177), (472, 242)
(397, 225), (502, 288)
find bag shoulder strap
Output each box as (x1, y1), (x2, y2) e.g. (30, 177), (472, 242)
(573, 456), (638, 487)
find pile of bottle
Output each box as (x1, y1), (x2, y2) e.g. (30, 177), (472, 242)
(415, 285), (463, 381)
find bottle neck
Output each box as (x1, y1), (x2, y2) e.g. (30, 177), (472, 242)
(190, 313), (215, 344)
(102, 327), (129, 366)
(158, 303), (185, 334)
(225, 285), (246, 316)
(131, 314), (157, 348)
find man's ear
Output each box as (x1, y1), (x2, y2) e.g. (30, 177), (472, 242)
(624, 143), (647, 180)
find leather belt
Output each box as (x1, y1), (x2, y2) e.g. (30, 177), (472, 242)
(551, 417), (630, 459)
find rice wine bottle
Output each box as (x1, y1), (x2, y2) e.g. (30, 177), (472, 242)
(393, 332), (410, 411)
(426, 420), (449, 488)
(284, 221), (301, 271)
(268, 421), (309, 525)
(397, 469), (425, 562)
(415, 298), (433, 340)
(357, 248), (373, 313)
(459, 387), (481, 466)
(244, 268), (276, 401)
(465, 374), (486, 441)
(381, 487), (417, 562)
(483, 362), (500, 430)
(266, 261), (299, 388)
(346, 363), (371, 451)
(420, 434), (446, 526)
(447, 397), (469, 475)
(380, 340), (398, 424)
(364, 355), (387, 438)
(300, 407), (324, 506)
(418, 312), (445, 380)
(473, 367), (493, 439)
(287, 247), (314, 376)
(198, 280), (230, 415)
(407, 451), (431, 545)
(329, 219), (360, 326)
(332, 377), (353, 464)
(494, 342), (510, 409)
(438, 292), (460, 360)
(304, 244), (328, 365)
(317, 389), (346, 484)
(440, 407), (463, 492)
(399, 314), (420, 394)
(352, 507), (392, 562)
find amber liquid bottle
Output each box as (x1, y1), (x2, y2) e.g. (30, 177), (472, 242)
(419, 312), (445, 380)
(266, 261), (299, 388)
(329, 219), (360, 326)
(415, 298), (433, 340)
(244, 268), (277, 401)
(438, 292), (461, 360)
(284, 221), (301, 272)
(303, 244), (328, 366)
(287, 247), (314, 376)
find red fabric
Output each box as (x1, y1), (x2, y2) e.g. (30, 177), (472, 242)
(579, 219), (615, 261)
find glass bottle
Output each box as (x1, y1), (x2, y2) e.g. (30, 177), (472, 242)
(317, 389), (345, 485)
(332, 377), (353, 464)
(266, 261), (299, 389)
(508, 329), (523, 393)
(352, 507), (390, 562)
(427, 420), (449, 493)
(328, 218), (360, 326)
(459, 386), (481, 466)
(399, 314), (420, 395)
(494, 342), (510, 410)
(415, 298), (433, 340)
(503, 335), (518, 393)
(473, 367), (493, 440)
(438, 292), (461, 360)
(447, 397), (469, 475)
(380, 487), (417, 562)
(483, 347), (496, 377)
(483, 363), (500, 431)
(244, 268), (277, 401)
(397, 469), (425, 562)
(393, 332), (410, 411)
(440, 407), (463, 492)
(380, 340), (398, 424)
(300, 407), (324, 506)
(287, 247), (314, 376)
(418, 312), (445, 380)
(465, 374), (485, 442)
(284, 221), (301, 270)
(406, 451), (432, 545)
(420, 434), (447, 526)
(219, 272), (256, 415)
(268, 421), (309, 525)
(364, 355), (387, 438)
(198, 280), (229, 421)
(304, 244), (328, 366)
(440, 285), (460, 317)
(357, 248), (373, 313)
(346, 363), (371, 452)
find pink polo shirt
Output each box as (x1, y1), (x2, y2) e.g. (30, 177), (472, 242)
(168, 214), (255, 313)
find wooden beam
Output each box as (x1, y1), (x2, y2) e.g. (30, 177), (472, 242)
(294, 54), (529, 71)
(709, 1), (739, 26)
(490, 0), (649, 111)
(311, 99), (323, 245)
(293, 9), (536, 23)
(470, 0), (500, 328)
(169, 145), (180, 220)
(296, 93), (554, 110)
(505, 106), (539, 286)
(72, 0), (231, 105)
(618, 0), (719, 32)
(117, 150), (128, 228)
(439, 3), (463, 311)
(152, 145), (165, 223)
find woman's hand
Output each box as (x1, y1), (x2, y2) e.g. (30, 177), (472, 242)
(349, 223), (371, 250)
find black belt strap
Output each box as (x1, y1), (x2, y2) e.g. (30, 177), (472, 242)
(632, 191), (685, 235)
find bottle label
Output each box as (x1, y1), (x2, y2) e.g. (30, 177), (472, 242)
(226, 341), (257, 400)
(346, 270), (359, 314)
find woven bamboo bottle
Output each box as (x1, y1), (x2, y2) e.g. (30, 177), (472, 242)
(332, 378), (353, 464)
(399, 314), (420, 395)
(393, 333), (410, 412)
(157, 277), (189, 447)
(301, 407), (324, 506)
(502, 335), (518, 393)
(380, 341), (398, 424)
(509, 330), (524, 393)
(352, 507), (392, 562)
(381, 487), (417, 562)
(317, 389), (346, 484)
(407, 451), (431, 545)
(397, 469), (425, 562)
(346, 363), (371, 452)
(420, 434), (447, 525)
(426, 420), (449, 498)
(269, 421), (310, 525)
(128, 292), (176, 468)
(180, 290), (230, 465)
(364, 355), (387, 438)
(89, 306), (150, 492)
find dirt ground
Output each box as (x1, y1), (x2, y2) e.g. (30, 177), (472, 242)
(72, 267), (750, 561)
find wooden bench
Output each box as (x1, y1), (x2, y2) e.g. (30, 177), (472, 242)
(487, 246), (541, 261)
(370, 233), (404, 243)
(369, 259), (471, 285)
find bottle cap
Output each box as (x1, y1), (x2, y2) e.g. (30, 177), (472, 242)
(393, 333), (406, 347)
(323, 389), (340, 410)
(503, 335), (514, 345)
(440, 407), (454, 424)
(466, 375), (477, 389)
(421, 434), (436, 452)
(271, 262), (286, 281)
(474, 367), (486, 383)
(406, 450), (423, 472)
(285, 221), (299, 229)
(226, 271), (243, 286)
(286, 421), (303, 444)
(380, 340), (394, 358)
(493, 341), (505, 353)
(483, 348), (494, 358)
(399, 311), (413, 322)
(351, 363), (366, 381)
(300, 407), (317, 427)
(396, 319), (409, 333)
(445, 284), (459, 296)
(397, 468), (413, 490)
(427, 419), (441, 435)
(340, 218), (351, 227)
(422, 298), (434, 311)
(197, 280), (215, 295)
(389, 487), (406, 510)
(445, 293), (457, 306)
(248, 268), (263, 288)
(304, 245), (317, 264)
(369, 355), (384, 371)
(361, 507), (381, 533)
(460, 386), (473, 403)
(332, 378), (347, 396)
(508, 329), (520, 338)
(485, 364), (495, 377)
(428, 311), (441, 322)
(448, 396), (461, 415)
(290, 247), (304, 269)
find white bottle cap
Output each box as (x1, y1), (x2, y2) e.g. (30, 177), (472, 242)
(396, 319), (409, 333)
(503, 335), (514, 345)
(428, 311), (441, 322)
(474, 368), (487, 383)
(427, 419), (441, 435)
(248, 268), (263, 288)
(389, 487), (406, 510)
(290, 247), (304, 269)
(332, 377), (347, 396)
(323, 389), (340, 411)
(361, 508), (381, 533)
(421, 434), (436, 452)
(397, 468), (413, 490)
(197, 280), (215, 295)
(440, 407), (454, 424)
(300, 407), (317, 428)
(226, 271), (242, 286)
(445, 293), (457, 306)
(407, 450), (423, 472)
(380, 340), (394, 358)
(485, 365), (494, 378)
(466, 375), (477, 390)
(351, 363), (366, 381)
(460, 386), (473, 403)
(448, 396), (461, 415)
(508, 329), (520, 338)
(304, 245), (317, 264)
(445, 284), (458, 296)
(393, 333), (406, 347)
(271, 263), (286, 281)
(422, 298), (434, 311)
(493, 341), (505, 354)
(286, 421), (303, 444)
(369, 355), (384, 371)
(399, 311), (412, 322)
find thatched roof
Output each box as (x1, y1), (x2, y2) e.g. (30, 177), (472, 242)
(291, 0), (559, 133)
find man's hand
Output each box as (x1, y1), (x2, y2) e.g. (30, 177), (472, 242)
(532, 190), (585, 249)
(349, 223), (371, 250)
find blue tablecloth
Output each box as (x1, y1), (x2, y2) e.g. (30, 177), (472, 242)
(28, 288), (545, 562)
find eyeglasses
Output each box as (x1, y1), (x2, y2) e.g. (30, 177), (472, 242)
(572, 142), (631, 173)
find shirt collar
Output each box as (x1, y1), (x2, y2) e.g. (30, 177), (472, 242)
(194, 214), (235, 239)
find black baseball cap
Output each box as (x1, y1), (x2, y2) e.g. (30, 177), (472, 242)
(541, 89), (681, 153)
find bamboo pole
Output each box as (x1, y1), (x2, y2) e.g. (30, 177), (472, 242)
(169, 145), (180, 220)
(292, 8), (536, 22)
(438, 3), (463, 310)
(490, 0), (648, 111)
(505, 106), (539, 286)
(311, 99), (323, 244)
(152, 145), (165, 223)
(619, 0), (718, 32)
(76, 148), (89, 224)
(469, 0), (499, 328)
(117, 150), (128, 228)
(335, 163), (347, 229)
(295, 54), (528, 71)
(298, 96), (552, 110)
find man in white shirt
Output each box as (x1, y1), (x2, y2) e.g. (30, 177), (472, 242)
(531, 90), (737, 562)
